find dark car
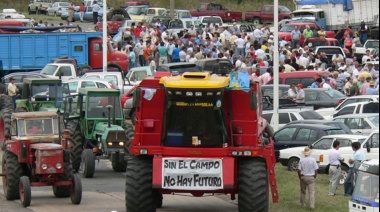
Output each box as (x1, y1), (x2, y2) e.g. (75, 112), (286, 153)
(156, 62), (200, 75)
(273, 124), (346, 160)
(194, 58), (233, 74)
(261, 85), (298, 110)
(304, 88), (346, 110)
(285, 120), (352, 134)
(261, 84), (290, 99)
(2, 72), (51, 94)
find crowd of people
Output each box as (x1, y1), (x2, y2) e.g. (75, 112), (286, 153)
(114, 20), (378, 96)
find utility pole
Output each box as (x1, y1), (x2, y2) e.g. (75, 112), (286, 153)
(102, 0), (107, 72)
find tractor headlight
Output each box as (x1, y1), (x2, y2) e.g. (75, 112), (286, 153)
(56, 163), (62, 169)
(42, 164), (48, 170)
(108, 142), (113, 146)
(119, 142), (124, 146)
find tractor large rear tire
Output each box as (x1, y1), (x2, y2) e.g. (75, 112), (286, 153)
(238, 158), (268, 212)
(2, 150), (24, 200)
(125, 156), (155, 212)
(0, 108), (13, 150)
(53, 154), (72, 198)
(0, 95), (14, 111)
(67, 122), (83, 172)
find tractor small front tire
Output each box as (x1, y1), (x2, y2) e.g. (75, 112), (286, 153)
(19, 176), (31, 207)
(81, 149), (95, 178)
(70, 174), (82, 204)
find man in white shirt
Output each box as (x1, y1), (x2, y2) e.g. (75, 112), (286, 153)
(352, 63), (362, 80)
(287, 84), (297, 99)
(92, 1), (101, 24)
(328, 140), (344, 196)
(296, 53), (309, 69)
(332, 53), (344, 65)
(188, 25), (197, 37)
(298, 147), (318, 210)
(323, 78), (332, 89)
(253, 27), (263, 44)
(234, 34), (245, 58)
(361, 50), (372, 64)
(295, 83), (305, 104)
(255, 48), (265, 60)
(135, 39), (145, 66)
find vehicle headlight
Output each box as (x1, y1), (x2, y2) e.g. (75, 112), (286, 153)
(42, 164), (48, 170)
(119, 142), (124, 146)
(56, 163), (62, 169)
(108, 142), (113, 146)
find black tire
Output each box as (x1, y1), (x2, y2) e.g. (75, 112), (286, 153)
(81, 149), (95, 178)
(78, 65), (92, 76)
(107, 8), (130, 21)
(287, 157), (300, 171)
(125, 156), (155, 212)
(252, 18), (261, 25)
(0, 108), (12, 150)
(67, 121), (83, 172)
(124, 123), (134, 155)
(2, 151), (24, 200)
(112, 160), (126, 172)
(111, 16), (125, 21)
(19, 176), (31, 207)
(154, 190), (163, 208)
(53, 157), (72, 198)
(340, 165), (349, 185)
(238, 158), (268, 212)
(70, 174), (82, 205)
(107, 64), (124, 75)
(0, 95), (14, 111)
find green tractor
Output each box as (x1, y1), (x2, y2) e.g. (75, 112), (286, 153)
(63, 88), (132, 178)
(16, 78), (63, 112)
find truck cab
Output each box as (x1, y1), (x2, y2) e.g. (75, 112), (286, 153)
(292, 5), (326, 30)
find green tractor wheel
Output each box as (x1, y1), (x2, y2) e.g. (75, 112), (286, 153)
(67, 121), (83, 172)
(81, 149), (95, 178)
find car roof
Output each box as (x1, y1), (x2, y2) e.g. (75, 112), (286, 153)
(341, 101), (379, 107)
(82, 72), (121, 76)
(304, 88), (330, 91)
(318, 134), (368, 139)
(63, 78), (113, 83)
(333, 113), (379, 119)
(344, 95), (379, 99)
(2, 72), (48, 78)
(261, 84), (290, 88)
(289, 120), (343, 124)
(280, 123), (341, 130)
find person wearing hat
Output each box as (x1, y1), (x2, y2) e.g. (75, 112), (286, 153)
(365, 80), (379, 95)
(295, 83), (305, 104)
(8, 77), (18, 109)
(298, 146), (318, 210)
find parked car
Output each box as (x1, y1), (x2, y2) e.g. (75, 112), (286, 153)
(194, 58), (233, 74)
(167, 18), (201, 39)
(304, 88), (346, 110)
(245, 5), (292, 25)
(1, 72), (51, 94)
(314, 46), (347, 67)
(318, 130), (379, 183)
(156, 62), (200, 75)
(81, 71), (130, 94)
(28, 0), (52, 15)
(125, 5), (150, 21)
(145, 15), (171, 26)
(315, 95), (379, 119)
(332, 101), (379, 118)
(266, 71), (329, 89)
(278, 134), (367, 171)
(0, 8), (26, 19)
(263, 109), (324, 129)
(286, 119), (352, 135)
(189, 3), (243, 22)
(46, 2), (70, 16)
(333, 113), (379, 136)
(197, 15), (223, 26)
(273, 124), (346, 160)
(117, 20), (140, 38)
(162, 9), (192, 19)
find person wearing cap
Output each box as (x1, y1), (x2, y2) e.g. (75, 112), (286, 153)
(328, 140), (344, 196)
(365, 80), (379, 95)
(8, 77), (18, 109)
(298, 146), (318, 210)
(295, 83), (305, 104)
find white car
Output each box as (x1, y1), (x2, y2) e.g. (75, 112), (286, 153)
(333, 113), (379, 136)
(315, 95), (379, 120)
(46, 2), (70, 17)
(0, 9), (26, 19)
(263, 108), (323, 129)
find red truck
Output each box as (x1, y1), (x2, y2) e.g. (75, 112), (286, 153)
(190, 3), (243, 22)
(96, 8), (131, 35)
(278, 22), (335, 46)
(245, 5), (292, 25)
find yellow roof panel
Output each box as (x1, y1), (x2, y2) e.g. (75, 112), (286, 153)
(159, 72), (230, 89)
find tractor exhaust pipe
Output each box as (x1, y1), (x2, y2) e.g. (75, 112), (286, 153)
(106, 105), (113, 128)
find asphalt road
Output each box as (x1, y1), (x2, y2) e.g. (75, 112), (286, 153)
(0, 150), (239, 212)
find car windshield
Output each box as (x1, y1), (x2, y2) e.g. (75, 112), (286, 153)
(352, 172), (379, 203)
(312, 138), (334, 150)
(358, 138), (366, 144)
(127, 7), (141, 15)
(59, 2), (70, 6)
(279, 25), (295, 32)
(366, 41), (379, 49)
(324, 89), (346, 98)
(316, 48), (343, 55)
(292, 12), (315, 18)
(40, 65), (58, 75)
(367, 115), (379, 127)
(279, 6), (291, 12)
(325, 129), (346, 135)
(299, 111), (324, 120)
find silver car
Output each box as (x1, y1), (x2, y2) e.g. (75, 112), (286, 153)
(46, 2), (70, 16)
(334, 113), (379, 136)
